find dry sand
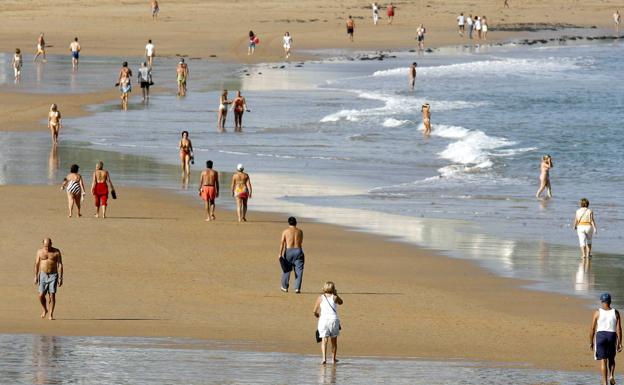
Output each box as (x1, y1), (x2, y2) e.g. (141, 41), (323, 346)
(0, 185), (594, 371)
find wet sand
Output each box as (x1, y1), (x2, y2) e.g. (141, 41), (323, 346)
(0, 185), (594, 372)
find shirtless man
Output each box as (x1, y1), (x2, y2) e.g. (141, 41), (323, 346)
(69, 37), (81, 69)
(198, 160), (220, 221)
(409, 62), (417, 90)
(176, 59), (189, 96)
(231, 164), (252, 222)
(346, 16), (355, 42)
(278, 217), (304, 293)
(231, 90), (248, 132)
(34, 33), (47, 63)
(145, 39), (155, 67)
(48, 104), (62, 145)
(34, 238), (63, 320)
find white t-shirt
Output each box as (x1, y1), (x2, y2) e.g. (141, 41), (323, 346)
(457, 15), (465, 25)
(467, 17), (473, 26)
(372, 4), (379, 14)
(145, 43), (155, 56)
(475, 19), (481, 30)
(283, 35), (292, 48)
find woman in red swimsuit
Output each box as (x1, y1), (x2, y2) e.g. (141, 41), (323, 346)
(387, 3), (395, 24)
(91, 161), (115, 218)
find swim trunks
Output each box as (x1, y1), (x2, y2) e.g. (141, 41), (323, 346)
(39, 272), (58, 294)
(94, 182), (109, 207)
(201, 185), (217, 202)
(347, 27), (354, 34)
(595, 331), (618, 360)
(72, 51), (79, 59)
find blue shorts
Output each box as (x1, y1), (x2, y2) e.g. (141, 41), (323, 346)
(595, 331), (618, 360)
(39, 272), (58, 295)
(72, 51), (79, 59)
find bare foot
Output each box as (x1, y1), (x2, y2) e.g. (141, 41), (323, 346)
(321, 360), (326, 365)
(242, 218), (247, 222)
(211, 215), (216, 220)
(94, 214), (99, 218)
(41, 310), (47, 319)
(333, 359), (339, 364)
(205, 218), (211, 222)
(48, 314), (55, 320)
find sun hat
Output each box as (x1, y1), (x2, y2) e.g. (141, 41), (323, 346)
(237, 163), (244, 171)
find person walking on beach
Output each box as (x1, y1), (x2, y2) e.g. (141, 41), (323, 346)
(416, 24), (426, 51)
(481, 16), (489, 40)
(457, 13), (465, 36)
(60, 164), (86, 218)
(313, 281), (343, 365)
(34, 238), (63, 320)
(346, 16), (355, 42)
(283, 32), (293, 59)
(48, 104), (62, 145)
(589, 293), (622, 385)
(199, 160), (219, 221)
(279, 217), (304, 293)
(117, 61), (132, 110)
(614, 11), (621, 35)
(138, 62), (152, 101)
(231, 164), (252, 222)
(179, 130), (193, 179)
(574, 198), (598, 259)
(386, 3), (395, 24)
(504, 0), (510, 8)
(535, 154), (553, 199)
(248, 31), (258, 56)
(467, 14), (474, 39)
(421, 103), (431, 136)
(91, 161), (115, 219)
(176, 59), (189, 96)
(409, 62), (417, 90)
(34, 33), (46, 63)
(145, 39), (155, 67)
(232, 90), (249, 132)
(372, 3), (380, 25)
(69, 37), (81, 69)
(151, 0), (159, 20)
(12, 49), (23, 81)
(217, 90), (231, 132)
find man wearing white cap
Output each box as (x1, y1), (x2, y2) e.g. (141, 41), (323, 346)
(590, 293), (622, 385)
(231, 164), (252, 222)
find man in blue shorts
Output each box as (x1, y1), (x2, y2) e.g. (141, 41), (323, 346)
(590, 293), (622, 385)
(69, 37), (81, 69)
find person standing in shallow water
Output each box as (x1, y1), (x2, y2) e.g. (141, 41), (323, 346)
(589, 293), (622, 385)
(409, 62), (417, 90)
(421, 103), (431, 136)
(178, 131), (193, 180)
(314, 281), (343, 365)
(535, 154), (553, 199)
(574, 198), (597, 259)
(35, 238), (63, 320)
(279, 217), (304, 293)
(232, 90), (248, 132)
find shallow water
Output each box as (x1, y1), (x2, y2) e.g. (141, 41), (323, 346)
(0, 334), (595, 384)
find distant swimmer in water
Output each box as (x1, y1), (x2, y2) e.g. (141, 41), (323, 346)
(176, 59), (189, 96)
(217, 90), (232, 132)
(178, 130), (194, 179)
(574, 198), (597, 259)
(60, 164), (86, 218)
(232, 90), (249, 132)
(535, 154), (553, 199)
(231, 164), (252, 222)
(48, 104), (62, 145)
(589, 293), (622, 385)
(12, 48), (23, 81)
(421, 103), (431, 136)
(34, 33), (46, 63)
(409, 62), (417, 90)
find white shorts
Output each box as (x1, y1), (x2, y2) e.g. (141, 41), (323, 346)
(577, 225), (593, 247)
(318, 319), (340, 338)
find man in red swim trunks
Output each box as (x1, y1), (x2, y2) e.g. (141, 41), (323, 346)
(387, 3), (395, 24)
(198, 160), (219, 221)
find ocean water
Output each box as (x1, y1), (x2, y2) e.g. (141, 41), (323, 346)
(0, 334), (595, 384)
(1, 41), (623, 307)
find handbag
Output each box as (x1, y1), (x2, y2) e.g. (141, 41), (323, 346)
(111, 190), (117, 200)
(315, 329), (322, 343)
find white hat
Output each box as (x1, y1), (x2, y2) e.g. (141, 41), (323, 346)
(237, 163), (244, 171)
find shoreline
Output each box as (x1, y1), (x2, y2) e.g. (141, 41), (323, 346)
(0, 184), (594, 372)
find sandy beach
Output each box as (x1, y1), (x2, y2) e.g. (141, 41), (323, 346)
(0, 185), (593, 371)
(1, 0), (621, 379)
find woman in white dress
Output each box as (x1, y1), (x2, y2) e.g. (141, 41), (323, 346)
(313, 281), (343, 365)
(283, 32), (293, 59)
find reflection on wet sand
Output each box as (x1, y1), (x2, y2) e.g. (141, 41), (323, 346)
(318, 363), (336, 385)
(575, 258), (594, 293)
(48, 144), (59, 181)
(32, 335), (61, 385)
